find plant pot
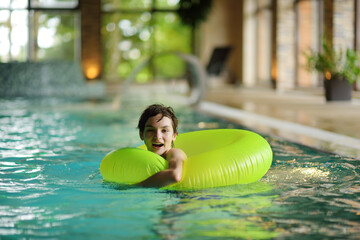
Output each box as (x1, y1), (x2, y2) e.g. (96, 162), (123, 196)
(324, 75), (352, 101)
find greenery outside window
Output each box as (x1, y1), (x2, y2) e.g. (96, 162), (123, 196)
(102, 0), (152, 11)
(32, 11), (79, 61)
(101, 0), (192, 83)
(30, 0), (78, 8)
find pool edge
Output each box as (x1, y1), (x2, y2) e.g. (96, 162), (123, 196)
(198, 101), (360, 159)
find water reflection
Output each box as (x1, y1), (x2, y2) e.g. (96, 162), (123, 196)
(150, 141), (360, 240)
(0, 205), (83, 237)
(1, 98), (359, 239)
(155, 182), (282, 239)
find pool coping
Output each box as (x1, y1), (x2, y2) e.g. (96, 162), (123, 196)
(197, 101), (360, 159)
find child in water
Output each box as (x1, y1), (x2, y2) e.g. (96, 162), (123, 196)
(137, 104), (187, 188)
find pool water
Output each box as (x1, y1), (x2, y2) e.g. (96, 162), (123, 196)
(1, 98), (359, 239)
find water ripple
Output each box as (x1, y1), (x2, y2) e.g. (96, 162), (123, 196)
(0, 99), (359, 239)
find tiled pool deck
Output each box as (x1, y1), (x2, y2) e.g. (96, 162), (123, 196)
(202, 86), (360, 159)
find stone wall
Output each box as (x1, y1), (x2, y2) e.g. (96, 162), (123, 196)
(276, 0), (296, 90)
(297, 0), (319, 87)
(333, 0), (354, 50)
(242, 0), (257, 87)
(257, 0), (272, 87)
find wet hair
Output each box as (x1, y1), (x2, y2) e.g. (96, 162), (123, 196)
(138, 104), (178, 134)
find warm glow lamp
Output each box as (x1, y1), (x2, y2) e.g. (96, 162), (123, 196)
(85, 65), (100, 79)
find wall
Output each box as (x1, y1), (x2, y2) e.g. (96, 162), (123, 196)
(257, 0), (273, 88)
(242, 0), (257, 87)
(296, 0), (319, 88)
(200, 0), (243, 84)
(79, 0), (102, 80)
(199, 0), (358, 91)
(276, 0), (296, 91)
(333, 0), (354, 49)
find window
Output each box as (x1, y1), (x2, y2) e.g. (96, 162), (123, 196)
(0, 0), (79, 62)
(32, 11), (79, 61)
(101, 0), (192, 82)
(30, 0), (78, 8)
(0, 9), (28, 61)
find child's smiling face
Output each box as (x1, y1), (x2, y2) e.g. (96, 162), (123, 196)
(140, 113), (177, 157)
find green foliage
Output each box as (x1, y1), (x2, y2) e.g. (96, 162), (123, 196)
(102, 0), (151, 10)
(102, 8), (192, 82)
(36, 13), (77, 61)
(153, 12), (191, 78)
(304, 40), (360, 84)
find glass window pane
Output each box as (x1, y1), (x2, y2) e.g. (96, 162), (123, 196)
(34, 11), (79, 61)
(0, 10), (28, 62)
(155, 0), (179, 9)
(11, 0), (28, 9)
(0, 0), (11, 8)
(0, 10), (10, 22)
(30, 0), (78, 8)
(0, 10), (11, 61)
(102, 12), (153, 82)
(10, 10), (28, 61)
(153, 12), (191, 79)
(102, 0), (152, 11)
(0, 0), (28, 9)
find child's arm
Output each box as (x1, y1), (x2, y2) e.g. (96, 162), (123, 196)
(137, 148), (186, 188)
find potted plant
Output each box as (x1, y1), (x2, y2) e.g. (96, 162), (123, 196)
(304, 40), (360, 101)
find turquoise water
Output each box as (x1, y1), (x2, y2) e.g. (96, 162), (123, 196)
(1, 98), (359, 239)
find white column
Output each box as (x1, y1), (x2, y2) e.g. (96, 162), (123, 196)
(257, 0), (272, 87)
(276, 0), (296, 91)
(242, 0), (257, 87)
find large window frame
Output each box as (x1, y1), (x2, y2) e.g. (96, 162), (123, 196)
(0, 0), (80, 62)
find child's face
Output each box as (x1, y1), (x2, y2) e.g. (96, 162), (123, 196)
(140, 114), (177, 157)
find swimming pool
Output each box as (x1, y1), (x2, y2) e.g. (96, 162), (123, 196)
(1, 97), (359, 239)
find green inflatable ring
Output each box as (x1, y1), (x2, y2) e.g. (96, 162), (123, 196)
(100, 129), (273, 190)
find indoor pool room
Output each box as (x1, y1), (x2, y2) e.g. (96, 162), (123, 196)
(1, 0), (360, 239)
